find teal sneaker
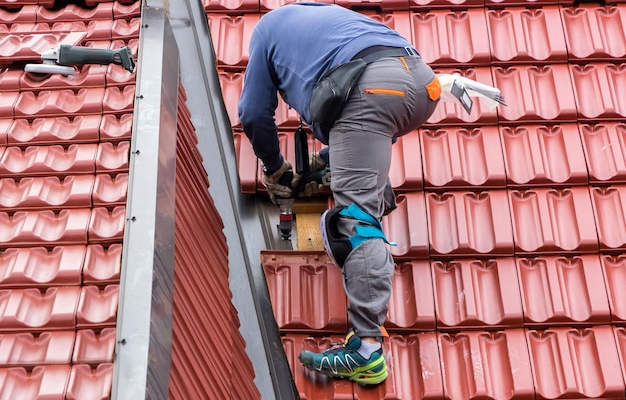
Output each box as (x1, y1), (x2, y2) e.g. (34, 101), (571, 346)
(298, 330), (388, 385)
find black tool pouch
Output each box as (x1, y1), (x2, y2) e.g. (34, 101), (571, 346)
(309, 58), (367, 130)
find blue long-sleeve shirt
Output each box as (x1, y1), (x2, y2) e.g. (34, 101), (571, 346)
(237, 3), (412, 173)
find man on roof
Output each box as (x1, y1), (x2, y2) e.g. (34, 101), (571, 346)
(238, 3), (440, 385)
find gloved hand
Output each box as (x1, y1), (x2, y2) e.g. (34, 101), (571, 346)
(310, 151), (327, 171)
(298, 151), (328, 198)
(262, 160), (301, 203)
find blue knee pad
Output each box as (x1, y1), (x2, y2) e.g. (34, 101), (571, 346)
(321, 204), (396, 268)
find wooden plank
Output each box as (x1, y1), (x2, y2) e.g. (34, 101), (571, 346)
(296, 213), (324, 251)
(292, 197), (329, 214)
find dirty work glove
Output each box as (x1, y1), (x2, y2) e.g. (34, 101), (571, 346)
(298, 152), (328, 198)
(263, 160), (301, 203)
(310, 151), (327, 171)
(298, 181), (321, 197)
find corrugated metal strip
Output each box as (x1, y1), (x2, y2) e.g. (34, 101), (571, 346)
(169, 83), (261, 400)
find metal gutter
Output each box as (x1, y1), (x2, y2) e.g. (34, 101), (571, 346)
(165, 3), (298, 400)
(112, 5), (179, 400)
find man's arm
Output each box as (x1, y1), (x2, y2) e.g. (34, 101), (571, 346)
(238, 33), (283, 174)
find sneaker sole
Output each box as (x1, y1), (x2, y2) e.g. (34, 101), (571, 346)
(331, 355), (388, 385)
(351, 366), (388, 385)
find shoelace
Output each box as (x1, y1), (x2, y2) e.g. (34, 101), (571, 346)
(327, 342), (345, 351)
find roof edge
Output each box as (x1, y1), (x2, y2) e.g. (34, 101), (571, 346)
(112, 7), (179, 400)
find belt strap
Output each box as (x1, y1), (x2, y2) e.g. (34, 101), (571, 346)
(352, 45), (420, 63)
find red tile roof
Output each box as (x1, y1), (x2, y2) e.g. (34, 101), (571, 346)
(213, 1), (626, 398)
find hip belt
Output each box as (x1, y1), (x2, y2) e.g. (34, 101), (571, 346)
(351, 45), (420, 63)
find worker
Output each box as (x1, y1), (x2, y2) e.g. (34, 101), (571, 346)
(238, 3), (440, 385)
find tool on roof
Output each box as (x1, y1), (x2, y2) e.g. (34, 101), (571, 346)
(276, 123), (330, 240)
(436, 73), (507, 114)
(24, 45), (135, 75)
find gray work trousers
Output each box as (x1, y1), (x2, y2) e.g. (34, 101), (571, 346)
(329, 55), (439, 338)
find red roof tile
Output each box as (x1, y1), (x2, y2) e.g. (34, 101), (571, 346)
(494, 64), (579, 123)
(204, 0), (260, 13)
(0, 144), (97, 177)
(72, 328), (116, 365)
(389, 130), (424, 191)
(0, 5), (37, 24)
(92, 173), (127, 207)
(517, 255), (611, 326)
(487, 7), (568, 64)
(580, 123), (626, 184)
(7, 116), (102, 146)
(169, 86), (260, 398)
(82, 244), (121, 285)
(21, 66), (108, 90)
(207, 14), (258, 69)
(509, 187), (598, 254)
(0, 331), (76, 367)
(485, 0), (559, 7)
(262, 251), (348, 333)
(383, 192), (430, 259)
(87, 206), (125, 243)
(421, 126), (506, 189)
(590, 185), (626, 252)
(0, 175), (94, 211)
(571, 62), (626, 121)
(65, 363), (113, 400)
(0, 365), (72, 398)
(501, 124), (589, 187)
(427, 190), (514, 257)
(36, 3), (115, 23)
(95, 141), (129, 173)
(360, 10), (413, 39)
(14, 88), (105, 117)
(386, 260), (436, 331)
(411, 9), (491, 66)
(0, 209), (91, 246)
(432, 258), (523, 329)
(526, 326), (624, 399)
(0, 246), (85, 288)
(561, 5), (626, 61)
(438, 329), (534, 399)
(76, 285), (119, 328)
(99, 113), (132, 142)
(358, 333), (443, 399)
(409, 0), (483, 9)
(0, 286), (80, 331)
(0, 119), (10, 146)
(233, 131), (259, 193)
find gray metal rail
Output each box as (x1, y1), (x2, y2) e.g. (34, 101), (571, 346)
(113, 6), (179, 400)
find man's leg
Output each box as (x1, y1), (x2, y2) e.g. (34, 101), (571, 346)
(328, 129), (394, 340)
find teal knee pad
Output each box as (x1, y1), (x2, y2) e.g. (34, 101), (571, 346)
(321, 204), (395, 268)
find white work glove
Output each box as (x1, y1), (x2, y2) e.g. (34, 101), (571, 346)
(262, 160), (301, 203)
(298, 152), (328, 198)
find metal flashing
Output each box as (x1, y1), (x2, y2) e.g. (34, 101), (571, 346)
(111, 6), (178, 400)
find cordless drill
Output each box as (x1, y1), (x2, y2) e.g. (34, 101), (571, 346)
(276, 125), (329, 240)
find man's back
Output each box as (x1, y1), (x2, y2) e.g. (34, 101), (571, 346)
(243, 3), (412, 123)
